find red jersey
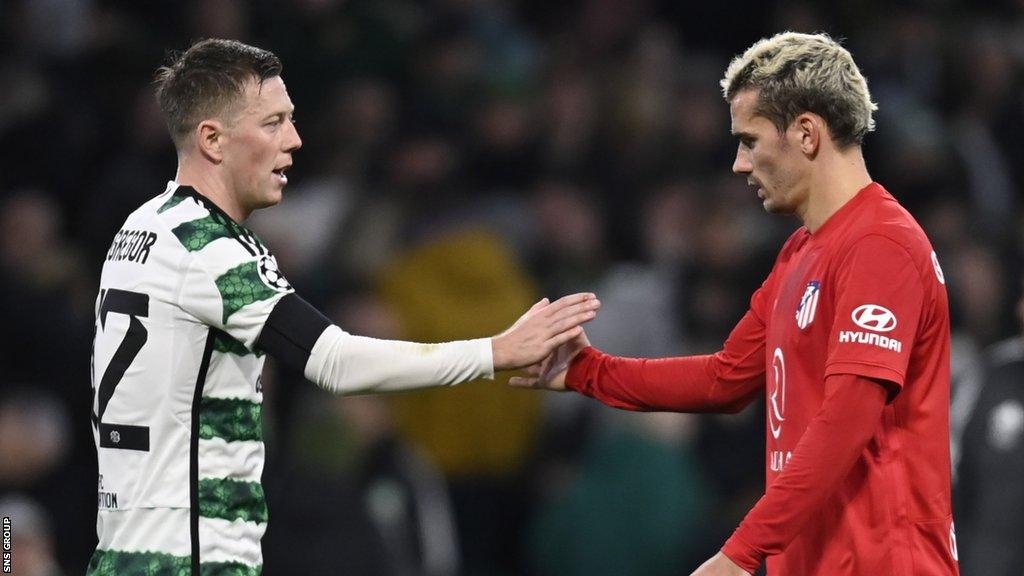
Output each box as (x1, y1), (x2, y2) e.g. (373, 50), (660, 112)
(566, 183), (959, 575)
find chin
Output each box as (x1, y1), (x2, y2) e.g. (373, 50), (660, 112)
(762, 196), (794, 215)
(261, 189), (283, 207)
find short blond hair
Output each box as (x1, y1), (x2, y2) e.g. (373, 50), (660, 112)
(721, 32), (877, 148)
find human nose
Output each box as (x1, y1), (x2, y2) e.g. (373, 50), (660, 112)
(732, 144), (752, 175)
(284, 120), (302, 152)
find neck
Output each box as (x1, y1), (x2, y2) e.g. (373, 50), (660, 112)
(175, 156), (248, 223)
(798, 146), (872, 233)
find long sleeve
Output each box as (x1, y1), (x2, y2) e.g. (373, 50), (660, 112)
(721, 373), (889, 572)
(256, 294), (494, 394)
(564, 307), (767, 413)
(303, 325), (493, 394)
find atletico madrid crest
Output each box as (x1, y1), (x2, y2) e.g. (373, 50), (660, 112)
(795, 280), (820, 330)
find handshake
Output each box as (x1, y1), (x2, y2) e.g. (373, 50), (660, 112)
(491, 293), (599, 391)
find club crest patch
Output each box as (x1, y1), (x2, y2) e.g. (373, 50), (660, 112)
(795, 280), (821, 330)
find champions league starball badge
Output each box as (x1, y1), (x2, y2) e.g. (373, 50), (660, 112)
(257, 255), (292, 292)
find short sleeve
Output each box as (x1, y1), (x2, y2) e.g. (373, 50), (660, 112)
(178, 248), (294, 349)
(825, 235), (924, 393)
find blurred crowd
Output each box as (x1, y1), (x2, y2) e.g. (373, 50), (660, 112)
(2, 1), (1024, 575)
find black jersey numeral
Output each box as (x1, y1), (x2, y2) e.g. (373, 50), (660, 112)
(92, 289), (150, 451)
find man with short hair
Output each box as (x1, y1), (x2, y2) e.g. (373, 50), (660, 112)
(88, 38), (599, 575)
(514, 32), (959, 575)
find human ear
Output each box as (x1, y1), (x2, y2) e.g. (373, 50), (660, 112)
(196, 120), (225, 163)
(796, 113), (820, 157)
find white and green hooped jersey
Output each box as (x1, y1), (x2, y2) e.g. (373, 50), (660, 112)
(88, 182), (294, 576)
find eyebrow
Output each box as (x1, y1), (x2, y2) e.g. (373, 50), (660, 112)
(731, 130), (756, 139)
(261, 108), (295, 121)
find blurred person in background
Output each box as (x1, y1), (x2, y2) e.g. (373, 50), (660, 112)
(0, 192), (97, 568)
(954, 272), (1024, 574)
(513, 32), (958, 575)
(87, 38), (599, 575)
(0, 495), (65, 576)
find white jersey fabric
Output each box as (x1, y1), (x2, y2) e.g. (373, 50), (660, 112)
(88, 182), (495, 576)
(89, 182), (293, 576)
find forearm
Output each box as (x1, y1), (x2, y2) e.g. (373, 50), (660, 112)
(566, 347), (760, 413)
(565, 308), (766, 412)
(304, 325), (494, 394)
(721, 374), (888, 572)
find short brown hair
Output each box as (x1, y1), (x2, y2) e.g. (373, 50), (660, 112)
(154, 38), (282, 148)
(721, 32), (877, 148)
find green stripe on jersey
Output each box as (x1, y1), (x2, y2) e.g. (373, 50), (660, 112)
(198, 477), (268, 524)
(158, 193), (187, 214)
(213, 331), (262, 357)
(215, 261), (278, 323)
(86, 550), (261, 576)
(87, 549), (190, 576)
(173, 215), (232, 252)
(199, 397), (262, 443)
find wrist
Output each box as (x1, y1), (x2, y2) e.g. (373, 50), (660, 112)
(720, 531), (762, 575)
(563, 345), (596, 392)
(490, 334), (509, 371)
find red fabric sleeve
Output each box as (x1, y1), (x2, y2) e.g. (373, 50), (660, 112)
(564, 306), (767, 413)
(720, 373), (888, 572)
(825, 235), (924, 394)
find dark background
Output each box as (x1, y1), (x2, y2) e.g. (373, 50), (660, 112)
(1, 0), (1021, 575)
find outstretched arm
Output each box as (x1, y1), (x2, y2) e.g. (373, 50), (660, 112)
(257, 292), (600, 395)
(511, 307), (767, 414)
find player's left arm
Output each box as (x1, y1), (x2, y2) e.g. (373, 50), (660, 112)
(717, 234), (929, 572)
(717, 373), (888, 572)
(256, 292), (600, 394)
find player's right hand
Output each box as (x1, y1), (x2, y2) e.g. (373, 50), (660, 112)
(491, 293), (599, 372)
(508, 324), (591, 391)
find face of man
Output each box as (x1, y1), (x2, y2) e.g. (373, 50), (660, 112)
(729, 89), (809, 216)
(219, 75), (301, 215)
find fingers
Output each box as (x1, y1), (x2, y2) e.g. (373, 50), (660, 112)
(549, 297), (600, 321)
(548, 306), (598, 337)
(509, 376), (539, 388)
(540, 292), (596, 317)
(528, 297), (550, 313)
(545, 325), (584, 348)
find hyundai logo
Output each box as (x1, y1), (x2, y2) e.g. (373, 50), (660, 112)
(851, 304), (897, 332)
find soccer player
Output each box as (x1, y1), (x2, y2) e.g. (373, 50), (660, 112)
(512, 32), (959, 575)
(88, 39), (599, 575)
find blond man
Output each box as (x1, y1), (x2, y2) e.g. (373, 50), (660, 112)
(516, 32), (959, 576)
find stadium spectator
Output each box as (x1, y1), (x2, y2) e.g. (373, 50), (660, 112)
(954, 272), (1024, 574)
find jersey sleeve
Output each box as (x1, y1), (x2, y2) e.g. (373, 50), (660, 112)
(178, 248), (295, 350)
(824, 235), (924, 395)
(565, 277), (771, 413)
(721, 373), (889, 571)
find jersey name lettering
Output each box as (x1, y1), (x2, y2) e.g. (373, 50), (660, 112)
(105, 229), (158, 264)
